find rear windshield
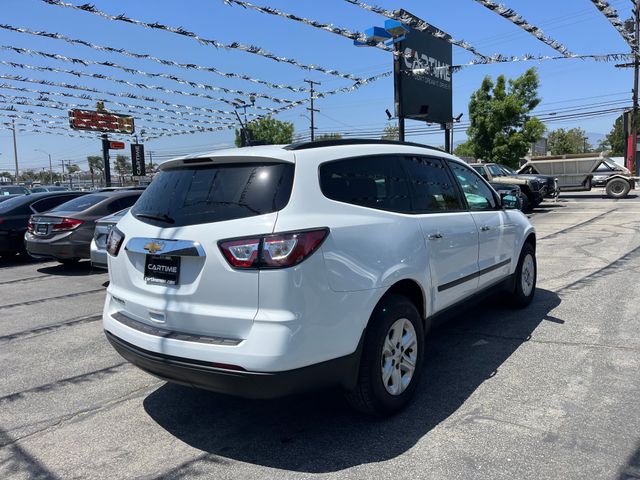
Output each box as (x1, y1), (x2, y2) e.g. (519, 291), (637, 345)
(131, 162), (294, 227)
(0, 186), (28, 195)
(51, 194), (107, 212)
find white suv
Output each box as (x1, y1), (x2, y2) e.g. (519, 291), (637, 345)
(103, 139), (536, 416)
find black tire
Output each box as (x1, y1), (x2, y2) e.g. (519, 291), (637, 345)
(509, 242), (537, 308)
(520, 194), (531, 212)
(605, 178), (631, 199)
(346, 295), (424, 416)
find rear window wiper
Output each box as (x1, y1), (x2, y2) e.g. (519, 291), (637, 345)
(134, 212), (175, 224)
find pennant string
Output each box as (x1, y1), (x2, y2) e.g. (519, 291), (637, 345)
(39, 0), (366, 82)
(0, 24), (308, 93)
(343, 0), (489, 59)
(0, 59), (293, 112)
(222, 0), (393, 53)
(473, 0), (574, 56)
(0, 44), (299, 105)
(0, 83), (239, 122)
(588, 1), (635, 49)
(0, 93), (237, 130)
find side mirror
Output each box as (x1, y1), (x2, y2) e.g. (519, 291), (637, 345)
(501, 193), (521, 210)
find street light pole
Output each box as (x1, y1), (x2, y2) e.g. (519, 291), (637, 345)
(11, 118), (19, 182)
(35, 149), (53, 184)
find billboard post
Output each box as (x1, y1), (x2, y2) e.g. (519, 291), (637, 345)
(393, 42), (405, 141)
(101, 134), (111, 187)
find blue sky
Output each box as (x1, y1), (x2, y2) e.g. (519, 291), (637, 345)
(0, 0), (635, 173)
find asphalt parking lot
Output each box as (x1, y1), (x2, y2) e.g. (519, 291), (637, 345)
(1, 192), (640, 480)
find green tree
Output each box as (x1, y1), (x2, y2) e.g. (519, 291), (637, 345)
(234, 116), (294, 147)
(87, 156), (103, 175)
(453, 140), (475, 158)
(66, 164), (80, 174)
(466, 68), (545, 168)
(0, 171), (14, 182)
(547, 128), (591, 155)
(599, 115), (625, 156)
(381, 123), (399, 140)
(87, 155), (104, 186)
(315, 133), (343, 141)
(114, 155), (132, 185)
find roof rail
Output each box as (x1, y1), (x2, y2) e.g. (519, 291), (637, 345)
(283, 138), (446, 152)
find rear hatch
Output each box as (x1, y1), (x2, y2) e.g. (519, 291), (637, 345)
(109, 156), (295, 339)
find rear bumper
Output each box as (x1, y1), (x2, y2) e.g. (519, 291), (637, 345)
(25, 236), (90, 260)
(0, 231), (25, 254)
(105, 330), (361, 399)
(90, 239), (108, 268)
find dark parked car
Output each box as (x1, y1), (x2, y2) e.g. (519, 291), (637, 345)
(489, 182), (524, 210)
(471, 163), (546, 210)
(30, 186), (69, 193)
(25, 191), (142, 264)
(0, 185), (30, 195)
(0, 191), (87, 257)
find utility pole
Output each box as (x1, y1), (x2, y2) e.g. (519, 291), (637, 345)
(304, 79), (320, 141)
(11, 118), (19, 183)
(633, 0), (640, 174)
(47, 153), (52, 184)
(393, 43), (405, 142)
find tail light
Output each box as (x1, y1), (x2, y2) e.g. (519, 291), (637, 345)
(52, 218), (84, 232)
(106, 227), (125, 257)
(219, 228), (328, 269)
(27, 219), (33, 232)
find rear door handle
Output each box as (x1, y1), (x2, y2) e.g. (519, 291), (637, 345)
(428, 233), (444, 240)
(480, 226), (491, 231)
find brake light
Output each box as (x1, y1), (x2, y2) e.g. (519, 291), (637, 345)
(106, 227), (125, 257)
(219, 228), (328, 269)
(52, 218), (84, 232)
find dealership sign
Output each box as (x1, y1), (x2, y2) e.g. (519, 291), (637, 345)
(68, 109), (135, 134)
(396, 12), (453, 124)
(131, 143), (146, 176)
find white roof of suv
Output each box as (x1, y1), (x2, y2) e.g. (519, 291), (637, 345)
(160, 139), (452, 169)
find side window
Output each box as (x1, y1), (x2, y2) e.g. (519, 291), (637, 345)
(471, 165), (490, 180)
(319, 156), (411, 213)
(449, 162), (497, 211)
(402, 156), (463, 212)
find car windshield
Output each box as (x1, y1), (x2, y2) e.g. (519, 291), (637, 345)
(51, 194), (107, 212)
(498, 164), (517, 175)
(487, 165), (505, 177)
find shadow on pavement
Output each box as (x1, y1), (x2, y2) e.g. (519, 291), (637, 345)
(0, 254), (46, 268)
(37, 261), (105, 277)
(618, 440), (640, 480)
(143, 288), (561, 475)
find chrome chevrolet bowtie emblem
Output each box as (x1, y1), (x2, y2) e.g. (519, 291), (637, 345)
(143, 241), (165, 254)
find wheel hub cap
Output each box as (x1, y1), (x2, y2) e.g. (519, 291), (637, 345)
(381, 318), (418, 396)
(521, 254), (535, 297)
